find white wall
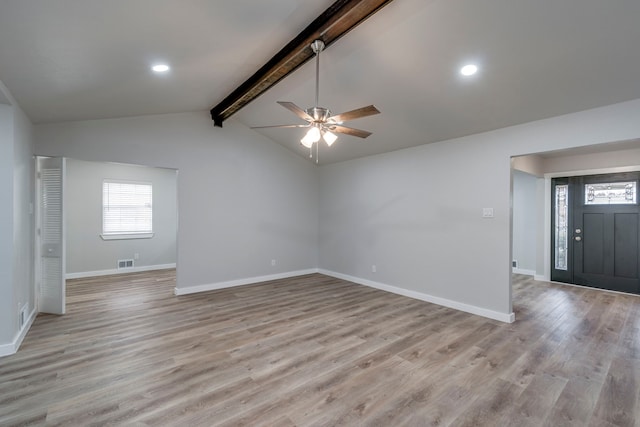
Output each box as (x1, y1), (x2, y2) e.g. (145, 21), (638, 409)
(319, 98), (640, 321)
(65, 159), (177, 276)
(0, 87), (35, 354)
(35, 112), (319, 291)
(512, 170), (538, 274)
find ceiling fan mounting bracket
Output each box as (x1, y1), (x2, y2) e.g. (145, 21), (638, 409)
(311, 40), (325, 54)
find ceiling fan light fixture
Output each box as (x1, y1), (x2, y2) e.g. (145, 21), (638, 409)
(308, 126), (321, 142)
(323, 131), (338, 146)
(300, 135), (314, 148)
(301, 126), (320, 147)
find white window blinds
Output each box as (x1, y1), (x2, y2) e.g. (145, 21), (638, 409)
(103, 181), (152, 235)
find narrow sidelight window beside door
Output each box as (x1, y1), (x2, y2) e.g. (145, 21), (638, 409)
(555, 184), (569, 271)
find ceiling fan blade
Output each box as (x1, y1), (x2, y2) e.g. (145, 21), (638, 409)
(277, 101), (313, 122)
(329, 105), (380, 123)
(251, 124), (309, 129)
(330, 125), (372, 138)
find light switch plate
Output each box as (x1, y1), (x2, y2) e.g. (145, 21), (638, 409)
(482, 208), (494, 218)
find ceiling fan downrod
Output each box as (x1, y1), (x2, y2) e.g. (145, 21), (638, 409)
(311, 40), (324, 108)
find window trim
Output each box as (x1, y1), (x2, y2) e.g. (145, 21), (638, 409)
(100, 232), (154, 241)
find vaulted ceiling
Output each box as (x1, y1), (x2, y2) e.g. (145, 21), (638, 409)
(1, 0), (639, 164)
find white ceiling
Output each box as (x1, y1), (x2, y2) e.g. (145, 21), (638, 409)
(1, 0), (639, 164)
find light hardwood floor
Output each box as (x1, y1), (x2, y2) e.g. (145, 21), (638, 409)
(1, 271), (639, 426)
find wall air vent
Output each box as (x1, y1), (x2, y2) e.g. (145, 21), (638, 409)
(118, 259), (134, 269)
(512, 260), (518, 268)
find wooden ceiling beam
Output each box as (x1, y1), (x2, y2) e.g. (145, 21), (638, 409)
(210, 0), (395, 127)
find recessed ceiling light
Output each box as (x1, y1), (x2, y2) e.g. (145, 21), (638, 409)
(460, 64), (478, 76)
(152, 64), (170, 73)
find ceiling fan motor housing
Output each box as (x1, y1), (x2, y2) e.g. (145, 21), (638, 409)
(306, 106), (332, 122)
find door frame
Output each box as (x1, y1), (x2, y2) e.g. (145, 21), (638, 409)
(543, 165), (640, 283)
(34, 156), (67, 315)
(550, 172), (640, 292)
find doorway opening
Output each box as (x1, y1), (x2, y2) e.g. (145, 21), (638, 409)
(510, 138), (640, 297)
(35, 156), (178, 315)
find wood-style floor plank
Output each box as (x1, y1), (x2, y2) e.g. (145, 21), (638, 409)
(1, 270), (639, 426)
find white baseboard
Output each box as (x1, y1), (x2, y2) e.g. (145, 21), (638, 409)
(174, 269), (319, 296)
(178, 268), (516, 323)
(66, 263), (176, 280)
(0, 307), (37, 358)
(0, 342), (13, 358)
(513, 268), (536, 276)
(534, 274), (548, 282)
(319, 269), (515, 324)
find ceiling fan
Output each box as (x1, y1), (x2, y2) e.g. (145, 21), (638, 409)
(252, 40), (380, 162)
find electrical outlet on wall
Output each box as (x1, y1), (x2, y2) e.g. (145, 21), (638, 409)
(271, 259), (276, 266)
(134, 253), (139, 260)
(372, 265), (377, 273)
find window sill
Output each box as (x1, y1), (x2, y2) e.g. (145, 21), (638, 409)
(100, 233), (154, 241)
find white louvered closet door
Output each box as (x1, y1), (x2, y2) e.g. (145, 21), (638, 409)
(38, 157), (66, 315)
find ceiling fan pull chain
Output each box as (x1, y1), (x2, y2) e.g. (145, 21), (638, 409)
(316, 140), (319, 164)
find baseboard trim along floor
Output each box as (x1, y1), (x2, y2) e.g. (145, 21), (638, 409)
(175, 267), (515, 323)
(66, 263), (176, 280)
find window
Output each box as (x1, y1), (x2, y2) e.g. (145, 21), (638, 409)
(554, 184), (568, 270)
(102, 180), (153, 240)
(584, 181), (637, 205)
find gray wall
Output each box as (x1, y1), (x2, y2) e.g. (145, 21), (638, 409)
(319, 135), (514, 316)
(512, 170), (538, 273)
(0, 104), (15, 346)
(0, 95), (35, 349)
(32, 98), (640, 321)
(35, 112), (319, 290)
(65, 159), (177, 275)
(543, 146), (640, 174)
(13, 104), (35, 334)
(319, 98), (640, 318)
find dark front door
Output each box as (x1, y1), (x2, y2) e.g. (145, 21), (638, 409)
(551, 172), (640, 294)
